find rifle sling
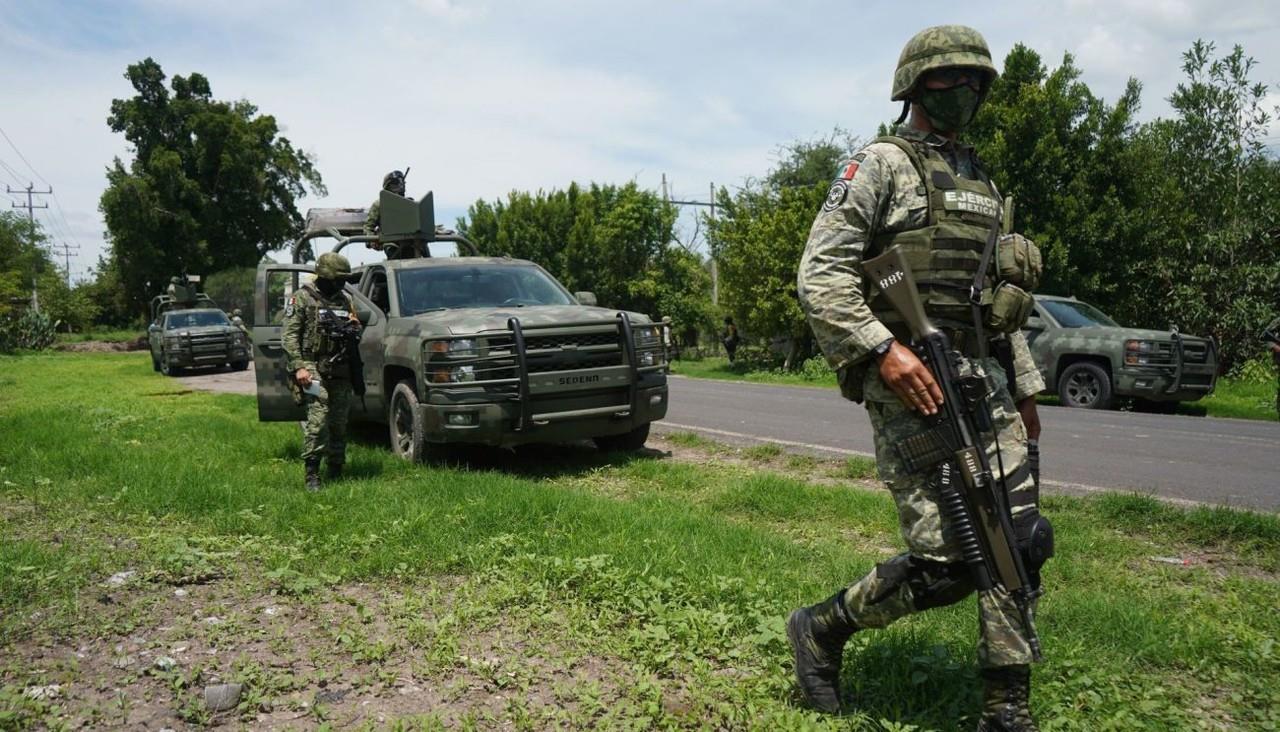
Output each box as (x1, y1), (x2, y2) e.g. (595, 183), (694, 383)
(968, 193), (1004, 360)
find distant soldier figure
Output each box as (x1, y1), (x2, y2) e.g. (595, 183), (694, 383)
(1263, 316), (1280, 420)
(791, 26), (1051, 730)
(282, 253), (363, 490)
(230, 308), (249, 336)
(722, 316), (740, 363)
(364, 169), (410, 241)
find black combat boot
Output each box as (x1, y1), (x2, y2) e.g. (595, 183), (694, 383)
(326, 461), (344, 480)
(976, 665), (1038, 732)
(786, 591), (858, 714)
(304, 459), (322, 492)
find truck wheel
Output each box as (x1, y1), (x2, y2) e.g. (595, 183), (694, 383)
(1058, 362), (1112, 409)
(231, 360), (249, 372)
(159, 352), (183, 377)
(593, 423), (651, 453)
(389, 381), (429, 462)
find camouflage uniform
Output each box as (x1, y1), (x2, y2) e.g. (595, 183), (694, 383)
(282, 272), (360, 482)
(788, 26), (1048, 729)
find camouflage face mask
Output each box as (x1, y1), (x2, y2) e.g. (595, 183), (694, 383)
(918, 84), (982, 133)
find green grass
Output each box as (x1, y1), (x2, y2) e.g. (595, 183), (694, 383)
(673, 356), (1280, 422)
(1, 352), (1278, 730)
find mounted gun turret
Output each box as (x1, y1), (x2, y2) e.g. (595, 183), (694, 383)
(291, 191), (478, 263)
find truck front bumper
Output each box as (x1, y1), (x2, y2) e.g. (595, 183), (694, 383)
(167, 345), (250, 368)
(1115, 365), (1217, 402)
(419, 381), (668, 447)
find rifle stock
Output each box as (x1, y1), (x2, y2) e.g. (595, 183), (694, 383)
(861, 246), (1042, 660)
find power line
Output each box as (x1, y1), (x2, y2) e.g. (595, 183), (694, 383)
(0, 124), (51, 187)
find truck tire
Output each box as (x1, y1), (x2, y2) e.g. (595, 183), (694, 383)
(1058, 362), (1112, 410)
(159, 352), (183, 377)
(231, 360), (249, 372)
(593, 423), (651, 453)
(389, 381), (428, 462)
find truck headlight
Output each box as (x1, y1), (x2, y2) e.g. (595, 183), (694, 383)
(1125, 339), (1156, 365)
(427, 339), (478, 357)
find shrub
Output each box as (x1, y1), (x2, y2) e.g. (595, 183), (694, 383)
(0, 309), (59, 352)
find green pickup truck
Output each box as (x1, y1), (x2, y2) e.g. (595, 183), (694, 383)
(1024, 295), (1219, 410)
(251, 195), (670, 459)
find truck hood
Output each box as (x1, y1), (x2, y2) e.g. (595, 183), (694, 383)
(393, 305), (653, 336)
(164, 325), (235, 337)
(1056, 326), (1209, 343)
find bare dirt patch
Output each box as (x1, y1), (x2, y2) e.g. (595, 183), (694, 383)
(56, 337), (148, 353)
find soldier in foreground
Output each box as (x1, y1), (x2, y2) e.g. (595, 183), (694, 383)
(282, 253), (364, 491)
(790, 26), (1051, 730)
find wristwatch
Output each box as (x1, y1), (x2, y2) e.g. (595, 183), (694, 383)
(872, 337), (896, 361)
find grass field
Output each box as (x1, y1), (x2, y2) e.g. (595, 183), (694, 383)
(670, 356), (1279, 422)
(1, 352), (1278, 730)
(54, 327), (144, 344)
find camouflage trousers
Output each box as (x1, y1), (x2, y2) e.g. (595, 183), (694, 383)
(841, 356), (1041, 669)
(302, 377), (353, 465)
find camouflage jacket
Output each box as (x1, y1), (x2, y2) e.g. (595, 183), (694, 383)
(363, 200), (382, 235)
(797, 125), (1045, 403)
(281, 284), (359, 378)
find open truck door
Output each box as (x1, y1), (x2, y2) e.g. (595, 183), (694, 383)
(253, 262), (313, 422)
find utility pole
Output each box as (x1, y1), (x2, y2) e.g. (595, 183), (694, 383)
(8, 183), (51, 224)
(7, 183), (52, 311)
(663, 176), (719, 305)
(49, 242), (81, 287)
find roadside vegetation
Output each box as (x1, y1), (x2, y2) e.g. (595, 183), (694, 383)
(1, 351), (1277, 730)
(671, 355), (1280, 423)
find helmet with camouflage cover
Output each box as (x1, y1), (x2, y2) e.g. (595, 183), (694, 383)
(892, 25), (997, 101)
(315, 252), (354, 281)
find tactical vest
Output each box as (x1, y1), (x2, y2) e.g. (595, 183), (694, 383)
(299, 285), (354, 378)
(867, 136), (1001, 335)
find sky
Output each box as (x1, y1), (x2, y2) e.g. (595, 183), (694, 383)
(1, 0), (1277, 279)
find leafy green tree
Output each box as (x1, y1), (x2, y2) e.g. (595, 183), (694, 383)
(460, 182), (710, 328)
(707, 130), (860, 369)
(0, 211), (49, 316)
(99, 58), (326, 317)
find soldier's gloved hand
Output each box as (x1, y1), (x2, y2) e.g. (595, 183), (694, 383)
(879, 341), (943, 415)
(295, 368), (313, 387)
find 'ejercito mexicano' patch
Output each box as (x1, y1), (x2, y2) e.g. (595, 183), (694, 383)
(943, 190), (998, 218)
(823, 180), (850, 212)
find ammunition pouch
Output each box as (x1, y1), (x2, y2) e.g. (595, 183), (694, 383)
(996, 234), (1042, 291)
(985, 281), (1034, 334)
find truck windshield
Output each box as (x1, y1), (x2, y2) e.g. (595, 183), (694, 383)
(165, 311), (230, 329)
(396, 265), (575, 314)
(1041, 300), (1119, 328)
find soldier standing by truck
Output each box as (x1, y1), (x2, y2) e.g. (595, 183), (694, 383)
(1263, 316), (1280, 420)
(790, 26), (1051, 730)
(282, 253), (363, 490)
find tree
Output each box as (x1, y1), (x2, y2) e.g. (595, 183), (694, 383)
(0, 211), (49, 316)
(99, 58), (326, 317)
(707, 130), (861, 368)
(459, 182), (711, 331)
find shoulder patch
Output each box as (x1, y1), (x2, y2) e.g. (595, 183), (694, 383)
(838, 161), (860, 181)
(822, 179), (850, 212)
(284, 297), (296, 318)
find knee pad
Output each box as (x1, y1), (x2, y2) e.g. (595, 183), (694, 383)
(868, 555), (974, 611)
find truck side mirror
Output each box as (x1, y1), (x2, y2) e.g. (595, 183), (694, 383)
(355, 307), (373, 325)
(575, 291), (597, 307)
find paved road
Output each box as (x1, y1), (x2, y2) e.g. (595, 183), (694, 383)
(661, 376), (1280, 512)
(177, 366), (1280, 511)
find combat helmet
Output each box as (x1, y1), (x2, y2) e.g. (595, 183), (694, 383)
(382, 170), (407, 191)
(892, 25), (997, 101)
(315, 252), (357, 282)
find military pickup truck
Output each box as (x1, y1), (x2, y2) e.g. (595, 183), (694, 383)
(1023, 294), (1218, 410)
(251, 192), (670, 459)
(147, 275), (250, 376)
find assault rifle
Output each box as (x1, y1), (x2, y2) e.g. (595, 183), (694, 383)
(862, 246), (1043, 660)
(317, 309), (366, 398)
